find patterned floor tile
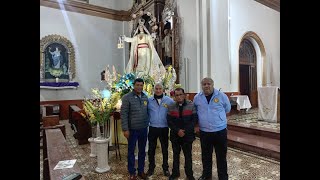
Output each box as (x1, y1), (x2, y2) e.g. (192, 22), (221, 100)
(228, 108), (280, 131)
(41, 118), (279, 180)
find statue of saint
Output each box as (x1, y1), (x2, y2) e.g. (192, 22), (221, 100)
(162, 29), (172, 66)
(49, 47), (63, 69)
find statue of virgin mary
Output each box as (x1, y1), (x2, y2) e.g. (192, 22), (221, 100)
(121, 19), (166, 83)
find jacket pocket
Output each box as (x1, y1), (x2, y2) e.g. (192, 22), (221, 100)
(219, 111), (227, 121)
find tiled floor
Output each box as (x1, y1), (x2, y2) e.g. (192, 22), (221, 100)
(228, 108), (280, 131)
(41, 111), (280, 180)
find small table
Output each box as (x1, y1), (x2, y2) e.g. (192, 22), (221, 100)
(230, 95), (252, 111)
(110, 112), (121, 160)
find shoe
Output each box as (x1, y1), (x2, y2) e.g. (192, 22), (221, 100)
(129, 174), (137, 180)
(137, 172), (148, 180)
(198, 175), (212, 180)
(168, 174), (180, 180)
(147, 169), (154, 176)
(163, 169), (170, 177)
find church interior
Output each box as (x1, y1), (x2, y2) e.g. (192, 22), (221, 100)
(40, 0), (280, 179)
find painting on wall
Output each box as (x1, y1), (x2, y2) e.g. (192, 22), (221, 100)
(40, 34), (75, 82)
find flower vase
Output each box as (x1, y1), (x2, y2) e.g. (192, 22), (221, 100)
(94, 136), (111, 173)
(88, 137), (97, 157)
(96, 123), (101, 138)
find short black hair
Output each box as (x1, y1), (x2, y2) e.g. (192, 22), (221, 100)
(174, 87), (185, 94)
(134, 78), (144, 85)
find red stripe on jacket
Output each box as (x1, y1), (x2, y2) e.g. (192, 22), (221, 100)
(182, 110), (192, 116)
(169, 110), (193, 118)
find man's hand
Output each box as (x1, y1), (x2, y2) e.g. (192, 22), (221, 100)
(177, 129), (185, 137)
(123, 130), (130, 139)
(194, 126), (200, 133)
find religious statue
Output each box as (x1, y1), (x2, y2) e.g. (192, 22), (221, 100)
(162, 28), (172, 66)
(121, 19), (166, 83)
(49, 46), (63, 69)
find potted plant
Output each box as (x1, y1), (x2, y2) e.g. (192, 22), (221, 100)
(81, 88), (121, 173)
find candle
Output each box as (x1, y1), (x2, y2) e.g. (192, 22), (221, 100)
(56, 78), (59, 83)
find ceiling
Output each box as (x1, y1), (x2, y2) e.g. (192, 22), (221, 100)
(255, 0), (280, 12)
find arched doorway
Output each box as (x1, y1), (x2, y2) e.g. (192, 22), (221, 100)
(239, 39), (257, 107)
(238, 32), (266, 108)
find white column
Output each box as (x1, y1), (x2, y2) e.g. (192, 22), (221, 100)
(88, 137), (97, 157)
(210, 0), (230, 90)
(95, 137), (111, 173)
(200, 0), (209, 78)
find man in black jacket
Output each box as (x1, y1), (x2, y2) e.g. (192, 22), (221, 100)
(167, 88), (198, 180)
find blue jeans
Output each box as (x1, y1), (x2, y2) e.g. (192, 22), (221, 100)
(127, 127), (148, 175)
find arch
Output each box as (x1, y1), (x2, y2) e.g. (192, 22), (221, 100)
(239, 31), (267, 86)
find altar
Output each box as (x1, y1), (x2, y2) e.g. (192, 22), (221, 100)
(230, 95), (252, 111)
(257, 86), (280, 123)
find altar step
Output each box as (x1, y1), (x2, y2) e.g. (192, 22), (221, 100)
(227, 122), (280, 161)
(227, 121), (280, 140)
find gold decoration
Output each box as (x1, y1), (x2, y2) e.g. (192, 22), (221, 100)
(213, 98), (219, 103)
(40, 34), (75, 81)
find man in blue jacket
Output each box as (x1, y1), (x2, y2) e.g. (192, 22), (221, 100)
(193, 77), (231, 180)
(146, 83), (174, 177)
(121, 78), (149, 180)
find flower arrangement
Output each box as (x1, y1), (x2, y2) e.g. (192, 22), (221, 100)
(80, 64), (178, 138)
(163, 65), (177, 96)
(141, 74), (155, 97)
(114, 73), (155, 97)
(114, 73), (136, 97)
(81, 88), (121, 138)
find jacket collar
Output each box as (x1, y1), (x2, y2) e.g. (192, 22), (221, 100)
(131, 91), (146, 97)
(174, 99), (187, 107)
(199, 88), (218, 97)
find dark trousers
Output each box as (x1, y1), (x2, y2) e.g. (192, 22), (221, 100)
(127, 127), (148, 175)
(200, 128), (228, 180)
(148, 126), (169, 171)
(171, 137), (193, 177)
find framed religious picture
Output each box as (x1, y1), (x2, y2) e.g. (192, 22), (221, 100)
(40, 34), (75, 82)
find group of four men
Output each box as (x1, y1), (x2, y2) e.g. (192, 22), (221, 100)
(120, 77), (231, 180)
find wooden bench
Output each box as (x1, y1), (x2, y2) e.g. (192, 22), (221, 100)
(42, 115), (60, 127)
(69, 105), (91, 145)
(43, 128), (84, 180)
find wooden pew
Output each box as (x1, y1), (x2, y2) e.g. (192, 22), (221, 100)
(69, 105), (92, 145)
(42, 115), (60, 127)
(43, 128), (84, 180)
